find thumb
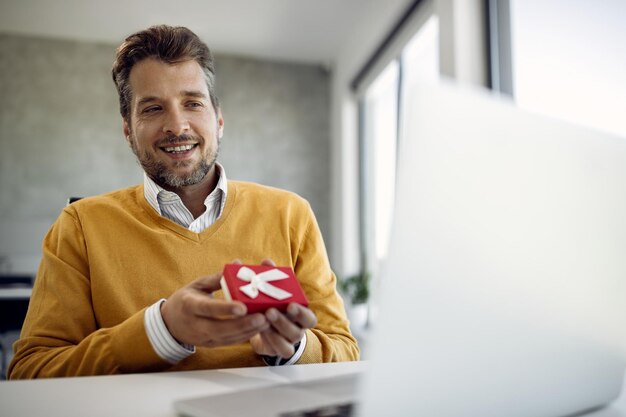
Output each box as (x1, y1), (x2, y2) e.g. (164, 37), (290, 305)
(260, 258), (277, 267)
(190, 272), (223, 293)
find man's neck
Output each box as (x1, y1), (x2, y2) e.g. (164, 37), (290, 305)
(161, 167), (219, 219)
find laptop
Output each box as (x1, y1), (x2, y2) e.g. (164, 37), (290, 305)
(174, 81), (626, 417)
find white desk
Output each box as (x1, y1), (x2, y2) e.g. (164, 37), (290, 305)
(0, 362), (364, 417)
(0, 362), (624, 417)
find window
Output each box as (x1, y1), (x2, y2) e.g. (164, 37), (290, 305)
(361, 60), (400, 277)
(507, 0), (626, 138)
(401, 16), (440, 96)
(359, 15), (440, 299)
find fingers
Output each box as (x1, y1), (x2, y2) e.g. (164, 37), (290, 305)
(165, 300), (269, 347)
(285, 303), (318, 329)
(218, 328), (268, 347)
(161, 278), (270, 347)
(261, 258), (276, 267)
(190, 272), (223, 293)
(196, 313), (269, 343)
(260, 328), (296, 358)
(248, 305), (317, 359)
(188, 293), (247, 319)
(254, 306), (317, 358)
(266, 308), (305, 345)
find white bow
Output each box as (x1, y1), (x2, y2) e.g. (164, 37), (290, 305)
(236, 266), (293, 300)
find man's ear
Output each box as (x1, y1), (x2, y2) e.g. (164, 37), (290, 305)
(217, 109), (225, 139)
(123, 119), (132, 145)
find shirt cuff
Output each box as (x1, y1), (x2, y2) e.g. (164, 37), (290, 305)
(144, 299), (195, 364)
(262, 332), (307, 366)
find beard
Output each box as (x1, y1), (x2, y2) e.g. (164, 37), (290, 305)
(129, 132), (219, 189)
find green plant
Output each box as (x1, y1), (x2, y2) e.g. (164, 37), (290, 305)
(338, 271), (370, 305)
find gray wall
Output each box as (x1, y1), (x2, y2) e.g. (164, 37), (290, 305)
(0, 33), (330, 274)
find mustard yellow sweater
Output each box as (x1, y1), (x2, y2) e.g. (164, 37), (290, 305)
(9, 181), (359, 379)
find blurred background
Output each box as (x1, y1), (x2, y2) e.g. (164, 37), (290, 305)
(0, 0), (625, 362)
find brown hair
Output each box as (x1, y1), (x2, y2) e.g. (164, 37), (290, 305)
(112, 25), (219, 121)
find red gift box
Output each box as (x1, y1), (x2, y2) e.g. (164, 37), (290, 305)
(220, 264), (309, 314)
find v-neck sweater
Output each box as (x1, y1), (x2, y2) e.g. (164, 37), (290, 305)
(9, 181), (359, 378)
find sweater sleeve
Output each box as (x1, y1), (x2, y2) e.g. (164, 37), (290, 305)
(8, 209), (170, 379)
(292, 203), (360, 364)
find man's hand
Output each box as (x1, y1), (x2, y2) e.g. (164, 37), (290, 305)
(249, 259), (318, 359)
(161, 271), (270, 347)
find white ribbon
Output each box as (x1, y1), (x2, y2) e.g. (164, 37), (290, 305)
(236, 266), (293, 300)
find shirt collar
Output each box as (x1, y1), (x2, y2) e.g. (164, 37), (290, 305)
(143, 163), (228, 215)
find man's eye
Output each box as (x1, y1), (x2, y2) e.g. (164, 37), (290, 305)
(187, 102), (204, 108)
(142, 106), (161, 113)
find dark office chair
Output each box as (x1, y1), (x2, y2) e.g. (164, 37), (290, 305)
(0, 196), (84, 378)
(0, 274), (33, 379)
(67, 197), (83, 205)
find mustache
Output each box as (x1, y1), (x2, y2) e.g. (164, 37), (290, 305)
(155, 133), (202, 147)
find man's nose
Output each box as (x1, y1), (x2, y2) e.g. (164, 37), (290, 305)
(162, 108), (190, 136)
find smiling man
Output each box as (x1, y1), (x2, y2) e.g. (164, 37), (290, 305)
(9, 25), (358, 378)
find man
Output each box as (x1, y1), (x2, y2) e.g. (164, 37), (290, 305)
(9, 25), (358, 378)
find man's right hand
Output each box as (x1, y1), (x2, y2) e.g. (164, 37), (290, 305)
(160, 272), (269, 347)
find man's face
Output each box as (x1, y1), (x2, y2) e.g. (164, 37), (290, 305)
(123, 58), (224, 190)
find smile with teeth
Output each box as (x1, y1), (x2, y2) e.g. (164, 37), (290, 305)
(162, 144), (197, 153)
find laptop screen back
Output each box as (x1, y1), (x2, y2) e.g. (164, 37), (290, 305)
(359, 82), (626, 417)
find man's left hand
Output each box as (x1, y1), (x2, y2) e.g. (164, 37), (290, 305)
(249, 259), (317, 359)
(250, 303), (317, 358)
